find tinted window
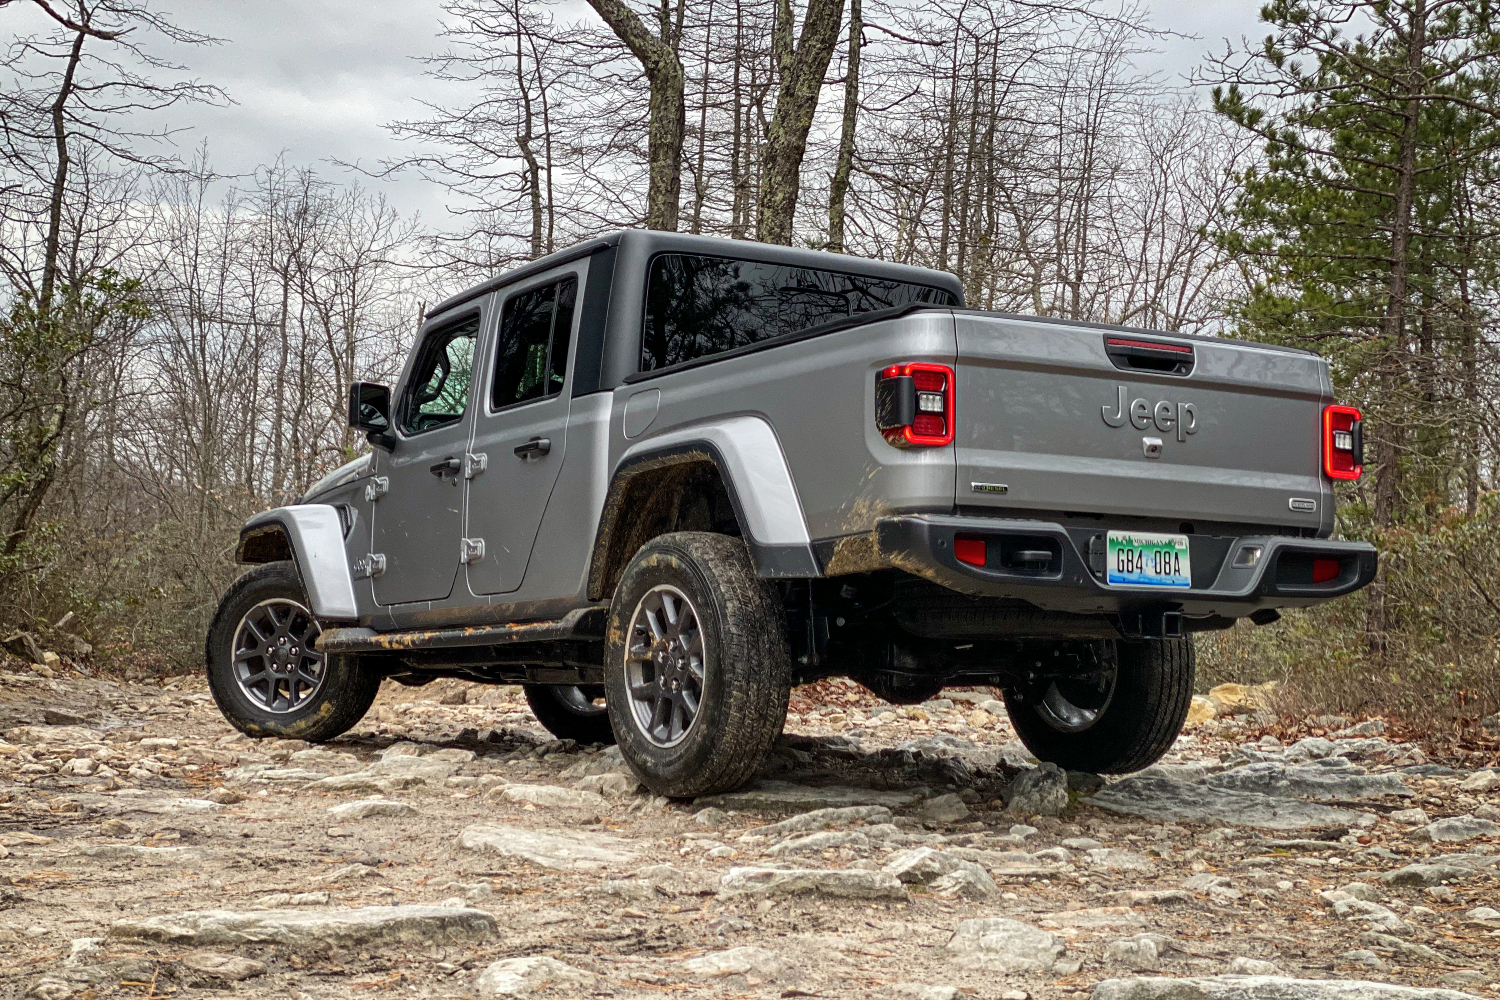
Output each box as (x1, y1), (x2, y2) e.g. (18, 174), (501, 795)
(493, 276), (577, 409)
(400, 314), (479, 434)
(642, 254), (955, 371)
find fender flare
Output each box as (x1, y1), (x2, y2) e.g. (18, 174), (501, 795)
(589, 416), (820, 598)
(236, 505), (359, 621)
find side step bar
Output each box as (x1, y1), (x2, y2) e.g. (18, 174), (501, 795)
(315, 606), (607, 655)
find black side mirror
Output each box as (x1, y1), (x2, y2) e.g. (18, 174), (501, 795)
(349, 381), (395, 450)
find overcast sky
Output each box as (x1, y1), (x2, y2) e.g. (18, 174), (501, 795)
(10, 0), (1272, 226)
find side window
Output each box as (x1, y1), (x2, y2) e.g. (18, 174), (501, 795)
(641, 254), (955, 372)
(492, 276), (577, 409)
(399, 314), (479, 434)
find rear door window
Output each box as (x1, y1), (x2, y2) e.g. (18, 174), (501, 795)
(492, 276), (577, 410)
(641, 254), (954, 372)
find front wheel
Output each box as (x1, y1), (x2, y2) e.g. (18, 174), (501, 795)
(205, 561), (380, 742)
(604, 532), (791, 798)
(1002, 637), (1194, 774)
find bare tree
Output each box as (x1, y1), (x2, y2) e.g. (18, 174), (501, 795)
(826, 0), (860, 252)
(756, 0), (846, 244)
(584, 0), (685, 230)
(0, 0), (221, 588)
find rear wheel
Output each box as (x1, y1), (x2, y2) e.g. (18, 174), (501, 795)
(204, 561), (380, 742)
(524, 684), (615, 745)
(604, 532), (791, 797)
(1002, 637), (1193, 774)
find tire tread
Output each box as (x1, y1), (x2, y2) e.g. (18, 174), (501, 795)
(605, 532), (790, 797)
(1003, 637), (1194, 774)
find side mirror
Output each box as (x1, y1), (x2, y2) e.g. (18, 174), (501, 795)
(349, 381), (395, 450)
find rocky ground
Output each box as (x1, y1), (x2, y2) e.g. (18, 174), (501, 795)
(3, 666), (1500, 1000)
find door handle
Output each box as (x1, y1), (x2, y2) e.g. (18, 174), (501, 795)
(429, 457), (462, 477)
(514, 437), (551, 458)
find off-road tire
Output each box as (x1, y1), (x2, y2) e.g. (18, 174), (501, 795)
(1003, 637), (1194, 774)
(604, 532), (791, 798)
(524, 684), (616, 745)
(204, 561), (380, 742)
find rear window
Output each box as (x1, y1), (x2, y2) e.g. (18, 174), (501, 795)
(641, 253), (955, 372)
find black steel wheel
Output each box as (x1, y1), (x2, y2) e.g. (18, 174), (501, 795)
(1002, 637), (1194, 774)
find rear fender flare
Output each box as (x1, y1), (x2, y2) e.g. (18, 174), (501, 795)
(588, 416), (819, 599)
(236, 505), (359, 621)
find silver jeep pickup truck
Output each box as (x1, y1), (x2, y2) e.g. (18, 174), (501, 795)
(207, 230), (1376, 796)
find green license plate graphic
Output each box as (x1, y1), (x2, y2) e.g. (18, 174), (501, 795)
(1106, 531), (1191, 588)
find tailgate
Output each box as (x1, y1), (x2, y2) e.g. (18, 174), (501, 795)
(954, 313), (1332, 532)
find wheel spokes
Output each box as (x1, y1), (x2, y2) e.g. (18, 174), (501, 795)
(642, 605), (667, 642)
(624, 584), (708, 749)
(230, 599), (325, 715)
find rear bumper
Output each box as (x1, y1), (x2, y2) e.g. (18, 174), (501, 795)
(871, 514), (1376, 621)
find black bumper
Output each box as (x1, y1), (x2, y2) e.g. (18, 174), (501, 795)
(872, 514), (1377, 621)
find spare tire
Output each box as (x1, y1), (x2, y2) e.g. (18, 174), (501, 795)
(1003, 637), (1194, 774)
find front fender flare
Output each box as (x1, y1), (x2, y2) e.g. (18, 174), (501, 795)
(236, 505), (359, 621)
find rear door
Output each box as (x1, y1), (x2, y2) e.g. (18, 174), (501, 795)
(953, 313), (1331, 532)
(464, 264), (583, 595)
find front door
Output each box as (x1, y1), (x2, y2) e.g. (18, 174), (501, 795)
(465, 269), (580, 595)
(370, 307), (483, 605)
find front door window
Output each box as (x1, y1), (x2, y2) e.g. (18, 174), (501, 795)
(401, 315), (479, 434)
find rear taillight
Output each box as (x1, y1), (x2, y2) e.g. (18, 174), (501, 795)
(1322, 405), (1363, 480)
(875, 362), (954, 447)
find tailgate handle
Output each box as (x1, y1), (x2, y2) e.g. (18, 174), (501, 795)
(1105, 336), (1194, 377)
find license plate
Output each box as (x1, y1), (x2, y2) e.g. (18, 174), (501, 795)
(1106, 531), (1191, 588)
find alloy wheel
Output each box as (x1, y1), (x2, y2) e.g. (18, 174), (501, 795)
(624, 584), (706, 747)
(232, 598), (326, 714)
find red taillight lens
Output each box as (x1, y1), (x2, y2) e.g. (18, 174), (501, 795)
(954, 535), (986, 567)
(875, 362), (954, 448)
(1323, 405), (1363, 480)
(1312, 558), (1340, 583)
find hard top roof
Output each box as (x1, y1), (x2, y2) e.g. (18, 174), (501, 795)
(425, 229), (967, 318)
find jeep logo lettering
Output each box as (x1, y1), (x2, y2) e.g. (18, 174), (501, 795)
(1102, 386), (1197, 442)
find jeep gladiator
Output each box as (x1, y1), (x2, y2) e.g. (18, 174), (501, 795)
(207, 230), (1377, 796)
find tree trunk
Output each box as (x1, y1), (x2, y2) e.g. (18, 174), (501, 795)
(515, 0), (544, 259)
(826, 0), (859, 253)
(1365, 0), (1427, 655)
(936, 27), (961, 270)
(40, 29), (86, 311)
(688, 0), (714, 235)
(585, 0), (685, 230)
(729, 0), (745, 238)
(755, 0), (846, 245)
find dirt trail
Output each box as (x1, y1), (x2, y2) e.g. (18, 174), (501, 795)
(2, 668), (1498, 1000)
